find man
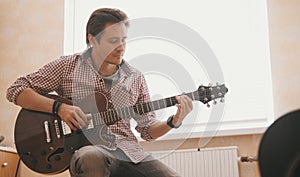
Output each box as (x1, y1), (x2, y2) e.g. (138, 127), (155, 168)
(7, 8), (193, 177)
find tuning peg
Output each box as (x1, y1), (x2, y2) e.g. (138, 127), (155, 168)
(218, 92), (223, 97)
(209, 83), (213, 86)
(207, 103), (210, 108)
(213, 100), (217, 105)
(211, 95), (215, 99)
(220, 97), (225, 103)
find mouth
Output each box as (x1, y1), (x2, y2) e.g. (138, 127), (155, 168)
(113, 53), (123, 58)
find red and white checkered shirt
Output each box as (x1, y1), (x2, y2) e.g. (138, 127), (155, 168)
(7, 49), (159, 163)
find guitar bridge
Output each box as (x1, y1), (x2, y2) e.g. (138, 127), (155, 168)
(61, 121), (72, 135)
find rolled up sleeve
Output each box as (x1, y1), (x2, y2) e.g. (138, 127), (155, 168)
(6, 56), (66, 104)
(135, 112), (159, 142)
(133, 74), (159, 142)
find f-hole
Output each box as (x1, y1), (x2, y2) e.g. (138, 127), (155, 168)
(47, 148), (64, 162)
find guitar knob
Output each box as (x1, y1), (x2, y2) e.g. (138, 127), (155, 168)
(46, 164), (52, 169)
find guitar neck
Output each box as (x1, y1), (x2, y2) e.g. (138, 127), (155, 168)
(92, 91), (199, 126)
(134, 91), (199, 114)
(90, 84), (228, 126)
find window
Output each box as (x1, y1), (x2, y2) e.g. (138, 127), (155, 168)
(64, 0), (274, 142)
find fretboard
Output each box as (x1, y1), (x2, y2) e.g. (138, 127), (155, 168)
(91, 90), (200, 126)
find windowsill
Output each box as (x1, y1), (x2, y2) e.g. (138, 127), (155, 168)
(137, 117), (273, 142)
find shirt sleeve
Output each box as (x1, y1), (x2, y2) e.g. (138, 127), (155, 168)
(134, 74), (159, 142)
(6, 56), (67, 104)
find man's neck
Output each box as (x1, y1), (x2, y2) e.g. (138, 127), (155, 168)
(99, 62), (118, 76)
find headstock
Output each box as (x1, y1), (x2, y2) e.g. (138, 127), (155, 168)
(197, 83), (228, 107)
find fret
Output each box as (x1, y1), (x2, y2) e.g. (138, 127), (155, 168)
(141, 103), (145, 114)
(126, 107), (131, 117)
(100, 115), (105, 125)
(115, 109), (120, 121)
(103, 112), (108, 124)
(145, 102), (150, 113)
(130, 106), (135, 117)
(162, 99), (166, 109)
(100, 112), (105, 124)
(111, 110), (116, 122)
(114, 110), (118, 122)
(100, 112), (104, 120)
(136, 104), (141, 115)
(151, 101), (155, 112)
(99, 114), (103, 125)
(168, 97), (173, 107)
(106, 111), (109, 124)
(156, 100), (161, 110)
(108, 110), (112, 124)
(121, 107), (126, 119)
(142, 103), (148, 114)
(95, 114), (99, 125)
(191, 91), (195, 101)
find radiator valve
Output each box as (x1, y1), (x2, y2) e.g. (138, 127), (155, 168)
(239, 155), (258, 162)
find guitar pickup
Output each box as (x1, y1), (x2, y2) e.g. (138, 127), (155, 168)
(44, 121), (51, 143)
(54, 120), (61, 139)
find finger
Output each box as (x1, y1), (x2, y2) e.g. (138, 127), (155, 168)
(67, 118), (79, 131)
(181, 96), (193, 109)
(75, 112), (86, 128)
(75, 107), (88, 123)
(175, 95), (182, 104)
(176, 103), (182, 111)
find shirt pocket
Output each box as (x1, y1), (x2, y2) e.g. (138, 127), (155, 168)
(111, 86), (139, 108)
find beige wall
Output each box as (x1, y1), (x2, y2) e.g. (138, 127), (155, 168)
(0, 0), (299, 177)
(268, 0), (300, 119)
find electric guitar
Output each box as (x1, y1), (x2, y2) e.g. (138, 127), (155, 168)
(14, 84), (228, 174)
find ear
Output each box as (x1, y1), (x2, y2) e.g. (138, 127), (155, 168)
(88, 34), (97, 46)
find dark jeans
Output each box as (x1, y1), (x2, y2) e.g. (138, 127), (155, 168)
(69, 145), (181, 177)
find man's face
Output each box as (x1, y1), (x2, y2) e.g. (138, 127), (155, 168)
(92, 22), (127, 66)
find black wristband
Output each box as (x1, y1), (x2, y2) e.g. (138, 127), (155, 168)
(167, 115), (182, 129)
(52, 100), (63, 116)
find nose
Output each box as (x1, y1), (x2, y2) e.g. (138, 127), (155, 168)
(115, 41), (126, 51)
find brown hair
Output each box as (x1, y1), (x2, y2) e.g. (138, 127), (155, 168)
(86, 8), (129, 46)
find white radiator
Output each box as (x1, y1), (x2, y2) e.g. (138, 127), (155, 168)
(150, 146), (239, 177)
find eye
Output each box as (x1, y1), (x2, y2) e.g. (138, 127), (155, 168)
(122, 38), (127, 44)
(109, 38), (119, 44)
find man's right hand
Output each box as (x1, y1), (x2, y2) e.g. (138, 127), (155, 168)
(58, 103), (92, 131)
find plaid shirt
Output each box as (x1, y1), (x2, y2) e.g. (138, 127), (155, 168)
(7, 49), (158, 163)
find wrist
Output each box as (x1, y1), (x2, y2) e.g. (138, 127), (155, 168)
(167, 115), (182, 128)
(52, 100), (63, 116)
